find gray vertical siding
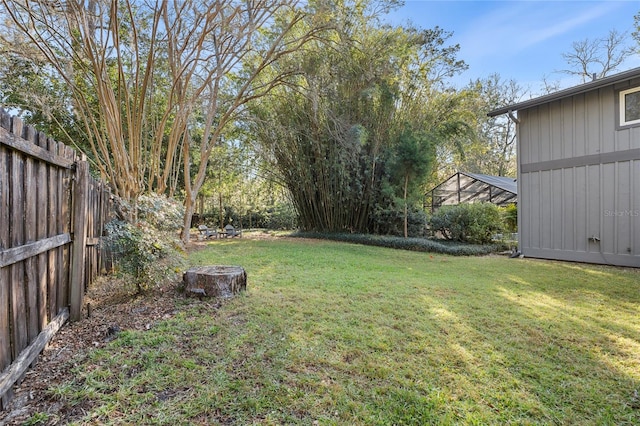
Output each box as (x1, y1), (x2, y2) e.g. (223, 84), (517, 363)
(518, 83), (640, 267)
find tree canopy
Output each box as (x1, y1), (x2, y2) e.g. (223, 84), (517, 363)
(6, 0), (616, 238)
(248, 0), (466, 234)
(1, 0), (324, 241)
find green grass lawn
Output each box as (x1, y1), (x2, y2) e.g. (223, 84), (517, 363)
(54, 238), (639, 425)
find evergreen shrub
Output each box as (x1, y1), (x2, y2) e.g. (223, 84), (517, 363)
(193, 202), (297, 230)
(501, 203), (518, 233)
(372, 207), (429, 238)
(293, 232), (503, 256)
(263, 203), (298, 230)
(429, 203), (504, 244)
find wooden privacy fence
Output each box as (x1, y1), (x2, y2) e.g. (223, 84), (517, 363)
(0, 109), (112, 408)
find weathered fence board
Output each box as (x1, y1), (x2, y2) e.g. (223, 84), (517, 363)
(10, 147), (28, 362)
(60, 144), (72, 312)
(47, 137), (59, 321)
(0, 137), (11, 407)
(36, 131), (48, 331)
(24, 126), (39, 344)
(0, 108), (113, 409)
(70, 159), (88, 322)
(0, 126), (74, 168)
(0, 234), (71, 268)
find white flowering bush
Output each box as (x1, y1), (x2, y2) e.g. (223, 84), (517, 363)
(103, 194), (186, 293)
(136, 194), (184, 232)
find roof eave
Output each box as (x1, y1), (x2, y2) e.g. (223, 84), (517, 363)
(487, 66), (640, 117)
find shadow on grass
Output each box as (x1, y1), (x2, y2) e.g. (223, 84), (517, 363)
(423, 261), (640, 423)
(65, 239), (639, 425)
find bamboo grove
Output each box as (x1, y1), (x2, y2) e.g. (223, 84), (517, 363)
(249, 1), (468, 233)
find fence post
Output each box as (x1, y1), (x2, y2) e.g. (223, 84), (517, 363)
(69, 157), (88, 321)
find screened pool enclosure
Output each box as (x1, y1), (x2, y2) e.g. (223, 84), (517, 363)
(426, 171), (517, 212)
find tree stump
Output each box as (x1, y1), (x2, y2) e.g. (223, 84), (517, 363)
(183, 266), (247, 299)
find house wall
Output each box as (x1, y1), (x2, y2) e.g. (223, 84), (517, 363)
(517, 78), (640, 267)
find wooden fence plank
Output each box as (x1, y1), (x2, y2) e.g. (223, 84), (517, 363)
(9, 118), (27, 361)
(47, 137), (58, 321)
(84, 183), (92, 285)
(0, 135), (11, 409)
(88, 180), (98, 283)
(23, 126), (39, 342)
(91, 183), (97, 281)
(0, 234), (72, 268)
(102, 186), (114, 273)
(0, 110), (12, 408)
(36, 131), (48, 331)
(58, 145), (71, 312)
(70, 160), (89, 321)
(0, 126), (74, 169)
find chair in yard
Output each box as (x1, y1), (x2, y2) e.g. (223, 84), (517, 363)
(224, 224), (242, 238)
(198, 225), (218, 239)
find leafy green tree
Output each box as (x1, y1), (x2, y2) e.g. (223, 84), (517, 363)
(438, 74), (522, 179)
(0, 29), (91, 153)
(2, 0), (321, 243)
(391, 127), (435, 238)
(250, 0), (466, 234)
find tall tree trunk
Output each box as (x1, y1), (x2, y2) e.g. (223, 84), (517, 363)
(403, 174), (409, 238)
(182, 198), (195, 243)
(219, 193), (224, 229)
(181, 138), (194, 243)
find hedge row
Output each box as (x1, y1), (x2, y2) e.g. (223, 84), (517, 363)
(292, 232), (505, 256)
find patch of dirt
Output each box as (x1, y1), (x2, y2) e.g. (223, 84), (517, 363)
(0, 275), (184, 426)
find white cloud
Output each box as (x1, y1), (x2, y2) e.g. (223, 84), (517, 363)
(457, 1), (623, 60)
(390, 0), (639, 87)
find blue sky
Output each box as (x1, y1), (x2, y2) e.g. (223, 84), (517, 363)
(385, 1), (640, 94)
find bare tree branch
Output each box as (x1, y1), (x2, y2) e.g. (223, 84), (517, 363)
(559, 29), (631, 83)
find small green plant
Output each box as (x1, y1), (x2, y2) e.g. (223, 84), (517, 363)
(501, 203), (518, 233)
(429, 202), (504, 244)
(22, 412), (50, 425)
(103, 194), (186, 292)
